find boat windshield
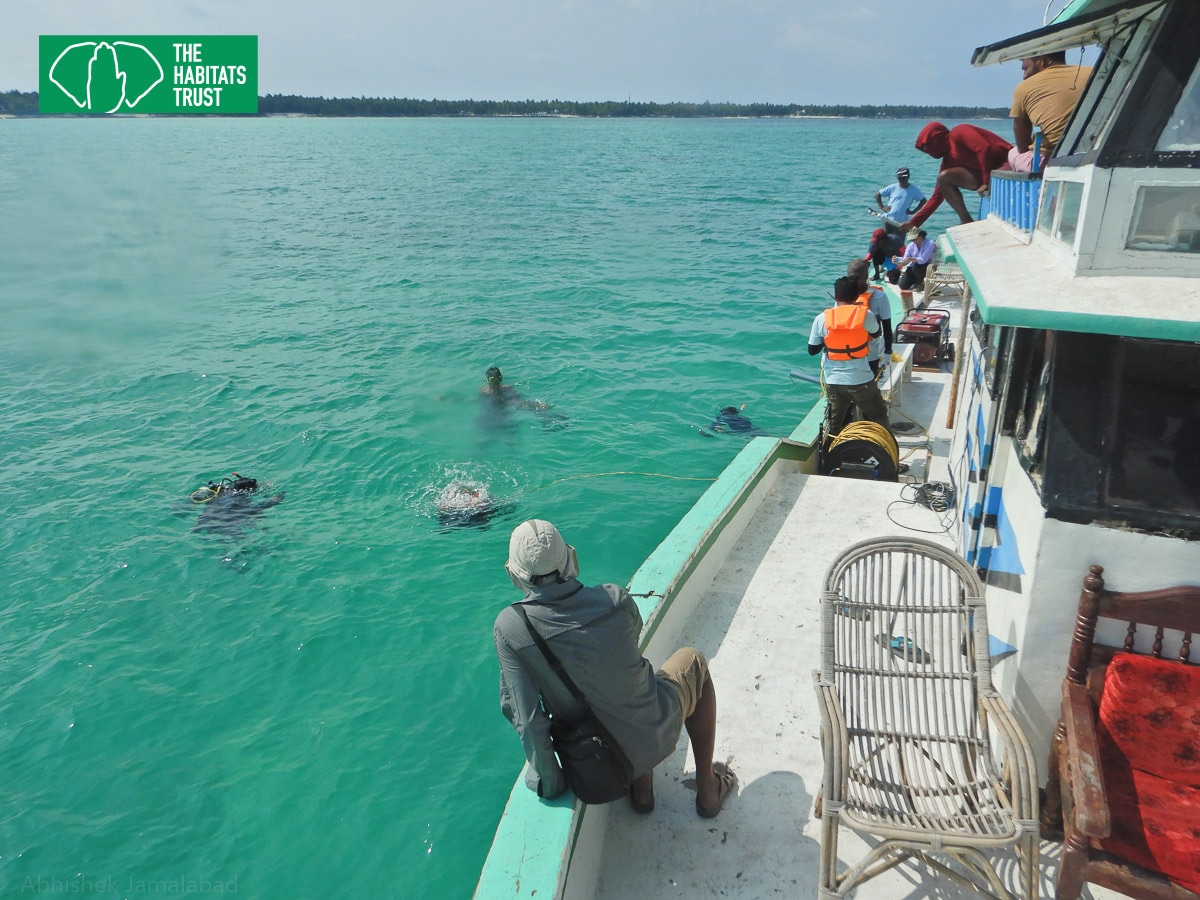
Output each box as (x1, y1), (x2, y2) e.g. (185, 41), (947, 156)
(1156, 64), (1200, 151)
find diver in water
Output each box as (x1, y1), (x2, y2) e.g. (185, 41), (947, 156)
(436, 481), (498, 529)
(479, 367), (547, 410)
(708, 406), (761, 435)
(478, 366), (568, 431)
(192, 473), (284, 536)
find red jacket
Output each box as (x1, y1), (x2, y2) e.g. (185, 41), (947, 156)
(910, 122), (1012, 227)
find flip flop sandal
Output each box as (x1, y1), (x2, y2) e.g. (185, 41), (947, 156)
(876, 633), (932, 664)
(696, 762), (737, 819)
(835, 596), (871, 620)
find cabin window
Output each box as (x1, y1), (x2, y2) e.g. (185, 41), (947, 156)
(1105, 340), (1200, 519)
(1036, 181), (1059, 238)
(1156, 64), (1200, 151)
(969, 303), (995, 390)
(1036, 180), (1085, 248)
(1057, 182), (1084, 247)
(1126, 186), (1200, 253)
(1001, 328), (1050, 477)
(1041, 333), (1200, 533)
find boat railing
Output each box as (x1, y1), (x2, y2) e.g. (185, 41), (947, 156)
(979, 169), (1042, 232)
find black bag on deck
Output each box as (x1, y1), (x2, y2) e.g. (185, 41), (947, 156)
(515, 604), (634, 804)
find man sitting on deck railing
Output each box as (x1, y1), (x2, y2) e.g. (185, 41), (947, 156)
(494, 519), (737, 818)
(1008, 52), (1091, 172)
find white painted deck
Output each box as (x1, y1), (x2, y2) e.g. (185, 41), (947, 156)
(589, 288), (1121, 899)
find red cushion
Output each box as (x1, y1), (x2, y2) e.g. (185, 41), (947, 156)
(1098, 652), (1200, 787)
(1097, 755), (1200, 893)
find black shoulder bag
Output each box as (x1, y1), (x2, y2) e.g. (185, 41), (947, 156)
(514, 604), (634, 804)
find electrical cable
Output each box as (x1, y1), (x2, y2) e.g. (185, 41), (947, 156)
(885, 478), (958, 534)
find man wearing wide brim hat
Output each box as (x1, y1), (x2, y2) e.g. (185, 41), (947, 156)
(493, 519), (736, 818)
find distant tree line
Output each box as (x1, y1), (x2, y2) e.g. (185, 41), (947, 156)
(258, 95), (1007, 118)
(1, 90), (1005, 119)
(1, 90), (39, 115)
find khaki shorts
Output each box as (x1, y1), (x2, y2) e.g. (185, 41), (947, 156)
(657, 647), (709, 720)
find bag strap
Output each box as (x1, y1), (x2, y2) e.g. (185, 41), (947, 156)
(513, 603), (589, 706)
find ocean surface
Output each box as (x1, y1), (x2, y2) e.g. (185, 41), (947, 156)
(0, 115), (971, 898)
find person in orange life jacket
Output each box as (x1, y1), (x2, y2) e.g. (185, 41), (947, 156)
(847, 258), (892, 377)
(808, 276), (890, 434)
(897, 122), (1012, 228)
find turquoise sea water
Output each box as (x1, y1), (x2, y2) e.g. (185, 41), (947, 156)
(1, 116), (967, 898)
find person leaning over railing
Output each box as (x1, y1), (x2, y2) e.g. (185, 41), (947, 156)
(898, 121), (1012, 229)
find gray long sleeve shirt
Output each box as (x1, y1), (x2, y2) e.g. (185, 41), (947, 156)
(493, 579), (683, 798)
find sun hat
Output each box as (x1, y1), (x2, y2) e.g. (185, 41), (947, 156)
(506, 519), (579, 589)
(906, 228), (921, 242)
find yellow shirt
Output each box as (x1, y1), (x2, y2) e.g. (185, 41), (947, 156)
(1010, 65), (1092, 149)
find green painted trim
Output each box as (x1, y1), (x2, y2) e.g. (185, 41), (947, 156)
(790, 401), (826, 446)
(945, 232), (1200, 342)
(474, 783), (577, 899)
(1051, 0), (1096, 24)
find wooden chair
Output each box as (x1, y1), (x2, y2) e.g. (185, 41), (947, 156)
(814, 537), (1039, 898)
(1043, 564), (1200, 900)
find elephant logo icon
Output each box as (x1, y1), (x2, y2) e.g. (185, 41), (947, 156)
(48, 41), (164, 112)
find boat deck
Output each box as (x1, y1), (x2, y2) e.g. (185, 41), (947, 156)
(589, 286), (1120, 898)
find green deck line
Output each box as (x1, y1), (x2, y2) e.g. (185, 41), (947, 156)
(944, 232), (1200, 343)
(474, 783), (577, 899)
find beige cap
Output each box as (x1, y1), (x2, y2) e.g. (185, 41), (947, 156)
(506, 520), (579, 589)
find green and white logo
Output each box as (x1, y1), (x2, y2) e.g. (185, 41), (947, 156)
(39, 36), (257, 114)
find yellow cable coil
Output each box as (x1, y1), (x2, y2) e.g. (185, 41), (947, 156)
(827, 421), (899, 470)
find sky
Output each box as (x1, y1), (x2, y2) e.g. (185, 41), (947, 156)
(2, 0), (1088, 107)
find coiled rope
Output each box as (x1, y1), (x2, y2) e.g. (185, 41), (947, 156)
(826, 421), (900, 470)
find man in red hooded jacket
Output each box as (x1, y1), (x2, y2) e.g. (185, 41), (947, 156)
(898, 122), (1012, 229)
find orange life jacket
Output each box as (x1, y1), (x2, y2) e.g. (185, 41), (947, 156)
(823, 304), (871, 360)
(855, 290), (876, 310)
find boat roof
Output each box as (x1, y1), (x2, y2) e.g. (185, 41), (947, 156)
(946, 218), (1200, 342)
(971, 0), (1162, 66)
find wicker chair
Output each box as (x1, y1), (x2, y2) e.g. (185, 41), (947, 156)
(813, 537), (1039, 899)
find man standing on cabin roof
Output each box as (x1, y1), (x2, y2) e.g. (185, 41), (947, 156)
(898, 122), (1012, 229)
(1008, 52), (1092, 172)
(809, 276), (890, 434)
(847, 258), (893, 375)
(874, 167), (926, 231)
(493, 519), (737, 817)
